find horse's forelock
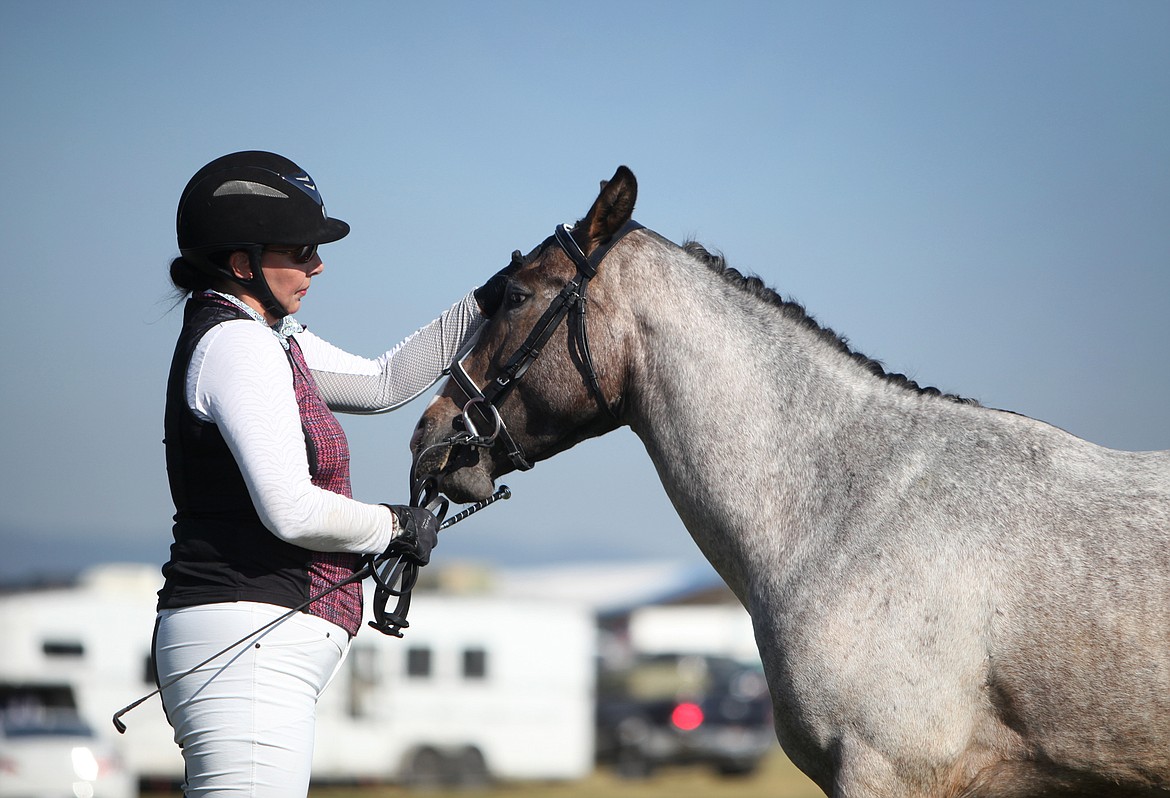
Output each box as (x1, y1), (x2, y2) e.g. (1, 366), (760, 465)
(680, 240), (978, 406)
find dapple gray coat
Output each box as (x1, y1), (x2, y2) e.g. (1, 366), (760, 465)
(412, 167), (1170, 797)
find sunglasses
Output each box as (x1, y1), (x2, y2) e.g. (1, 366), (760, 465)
(264, 243), (318, 264)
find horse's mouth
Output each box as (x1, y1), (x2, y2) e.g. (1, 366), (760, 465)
(437, 467), (496, 505)
(414, 443), (496, 505)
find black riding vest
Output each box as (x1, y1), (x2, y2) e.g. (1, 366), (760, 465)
(157, 296), (318, 613)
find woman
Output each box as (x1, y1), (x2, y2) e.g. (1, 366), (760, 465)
(155, 151), (510, 796)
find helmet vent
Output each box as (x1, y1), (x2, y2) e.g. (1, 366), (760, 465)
(213, 180), (289, 199)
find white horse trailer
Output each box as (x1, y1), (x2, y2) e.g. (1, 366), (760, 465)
(0, 565), (596, 786)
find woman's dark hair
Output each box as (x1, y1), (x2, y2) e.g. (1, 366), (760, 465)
(168, 250), (233, 299)
(170, 256), (209, 294)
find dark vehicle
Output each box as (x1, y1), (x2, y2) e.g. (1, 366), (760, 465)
(595, 654), (775, 778)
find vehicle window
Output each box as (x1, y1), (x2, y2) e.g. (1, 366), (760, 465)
(0, 683), (76, 710)
(626, 656), (712, 700)
(2, 707), (93, 738)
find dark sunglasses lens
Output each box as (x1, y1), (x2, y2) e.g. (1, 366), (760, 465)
(265, 244), (317, 263)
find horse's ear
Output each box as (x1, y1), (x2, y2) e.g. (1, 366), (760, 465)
(582, 166), (636, 253)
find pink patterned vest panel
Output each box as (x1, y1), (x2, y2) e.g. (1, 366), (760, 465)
(287, 337), (364, 636)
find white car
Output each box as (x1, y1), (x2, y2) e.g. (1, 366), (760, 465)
(0, 707), (136, 798)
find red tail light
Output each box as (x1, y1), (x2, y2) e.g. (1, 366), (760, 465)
(671, 701), (704, 731)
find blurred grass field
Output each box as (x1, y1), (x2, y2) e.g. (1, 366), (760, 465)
(144, 749), (824, 798)
(308, 750), (823, 798)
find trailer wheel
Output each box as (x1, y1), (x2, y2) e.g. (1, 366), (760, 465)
(614, 745), (655, 779)
(404, 746), (447, 790)
(453, 745), (490, 788)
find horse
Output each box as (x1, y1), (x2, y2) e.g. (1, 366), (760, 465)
(409, 166), (1170, 797)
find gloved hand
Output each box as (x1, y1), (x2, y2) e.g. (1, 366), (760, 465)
(472, 250), (524, 317)
(380, 504), (440, 566)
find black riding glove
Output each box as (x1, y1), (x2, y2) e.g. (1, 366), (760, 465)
(381, 505), (440, 566)
(472, 250), (524, 317)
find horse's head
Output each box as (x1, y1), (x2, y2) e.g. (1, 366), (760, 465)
(411, 166), (641, 503)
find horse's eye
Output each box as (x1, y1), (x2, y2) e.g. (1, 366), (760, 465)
(506, 289), (529, 308)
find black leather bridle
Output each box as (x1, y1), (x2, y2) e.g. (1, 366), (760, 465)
(446, 220), (643, 471)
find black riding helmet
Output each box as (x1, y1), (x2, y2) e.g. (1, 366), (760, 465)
(176, 151), (349, 318)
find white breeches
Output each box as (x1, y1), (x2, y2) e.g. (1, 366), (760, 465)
(154, 602), (350, 798)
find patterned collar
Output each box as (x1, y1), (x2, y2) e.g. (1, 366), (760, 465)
(206, 290), (304, 350)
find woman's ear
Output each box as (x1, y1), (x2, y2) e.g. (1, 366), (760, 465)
(228, 250), (253, 280)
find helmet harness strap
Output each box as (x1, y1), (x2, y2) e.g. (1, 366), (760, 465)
(236, 245), (290, 319)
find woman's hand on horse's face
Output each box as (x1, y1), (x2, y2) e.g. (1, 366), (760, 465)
(474, 250), (526, 317)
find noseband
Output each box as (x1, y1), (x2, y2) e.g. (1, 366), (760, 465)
(446, 220), (643, 471)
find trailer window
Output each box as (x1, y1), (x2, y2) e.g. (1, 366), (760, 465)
(462, 647), (487, 679)
(406, 647), (432, 678)
(41, 641), (84, 658)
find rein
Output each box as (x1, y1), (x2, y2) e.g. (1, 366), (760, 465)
(447, 220), (643, 471)
(365, 479), (506, 637)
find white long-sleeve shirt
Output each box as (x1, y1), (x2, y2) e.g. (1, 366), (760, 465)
(184, 291), (485, 554)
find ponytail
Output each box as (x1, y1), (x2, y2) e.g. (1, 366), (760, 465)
(168, 249), (238, 301)
(169, 255), (214, 295)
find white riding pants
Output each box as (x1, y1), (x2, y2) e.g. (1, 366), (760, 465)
(154, 602), (350, 798)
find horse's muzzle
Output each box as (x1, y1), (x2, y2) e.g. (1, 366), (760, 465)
(411, 432), (497, 505)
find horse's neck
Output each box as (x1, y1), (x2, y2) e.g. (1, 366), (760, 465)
(622, 265), (926, 593)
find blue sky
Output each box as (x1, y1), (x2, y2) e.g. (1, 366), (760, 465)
(1, 1), (1168, 582)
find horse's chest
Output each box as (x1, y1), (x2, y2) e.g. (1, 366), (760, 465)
(750, 577), (988, 749)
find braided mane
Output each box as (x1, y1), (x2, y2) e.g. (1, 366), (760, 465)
(682, 241), (977, 405)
